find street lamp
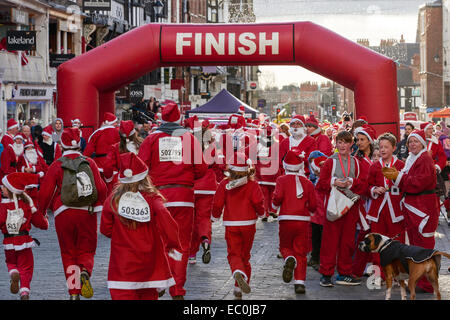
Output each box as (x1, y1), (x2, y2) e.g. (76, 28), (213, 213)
(153, 0), (164, 21)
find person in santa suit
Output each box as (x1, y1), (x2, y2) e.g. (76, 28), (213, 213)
(0, 172), (48, 300)
(307, 153), (328, 270)
(138, 103), (207, 300)
(305, 115), (333, 156)
(84, 112), (120, 182)
(38, 128), (107, 300)
(100, 152), (182, 300)
(103, 120), (143, 194)
(366, 133), (406, 281)
(279, 123), (290, 144)
(189, 119), (218, 265)
(316, 130), (369, 287)
(351, 124), (376, 279)
(1, 119), (20, 148)
(0, 134), (23, 181)
(254, 125), (281, 221)
(71, 119), (86, 153)
(420, 122), (447, 198)
(37, 125), (62, 166)
(279, 115), (317, 177)
(17, 141), (48, 204)
(272, 150), (317, 294)
(220, 113), (252, 159)
(383, 129), (439, 294)
(211, 152), (265, 300)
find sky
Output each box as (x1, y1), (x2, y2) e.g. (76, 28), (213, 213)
(252, 0), (426, 88)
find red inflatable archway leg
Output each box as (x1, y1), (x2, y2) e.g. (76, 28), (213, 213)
(57, 22), (399, 137)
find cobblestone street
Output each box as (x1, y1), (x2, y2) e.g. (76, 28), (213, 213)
(1, 212), (449, 301)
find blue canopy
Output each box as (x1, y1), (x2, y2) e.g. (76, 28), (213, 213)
(186, 89), (258, 119)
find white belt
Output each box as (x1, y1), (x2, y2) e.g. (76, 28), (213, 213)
(223, 219), (257, 226)
(194, 190), (216, 195)
(53, 205), (103, 218)
(278, 215), (310, 222)
(164, 201), (195, 208)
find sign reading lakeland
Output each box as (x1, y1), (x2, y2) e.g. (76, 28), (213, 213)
(56, 22), (399, 138)
(6, 30), (36, 51)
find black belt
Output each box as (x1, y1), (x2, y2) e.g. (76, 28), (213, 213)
(157, 184), (192, 190)
(4, 231), (29, 238)
(92, 153), (107, 158)
(405, 189), (436, 196)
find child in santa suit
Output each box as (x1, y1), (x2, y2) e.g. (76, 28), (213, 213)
(307, 153), (328, 270)
(38, 128), (107, 300)
(103, 120), (143, 194)
(100, 152), (182, 300)
(189, 121), (218, 265)
(211, 152), (265, 300)
(272, 150), (317, 294)
(0, 172), (48, 300)
(17, 141), (48, 204)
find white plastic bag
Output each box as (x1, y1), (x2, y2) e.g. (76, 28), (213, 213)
(326, 187), (355, 222)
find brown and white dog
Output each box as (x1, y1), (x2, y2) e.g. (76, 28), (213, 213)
(359, 233), (450, 300)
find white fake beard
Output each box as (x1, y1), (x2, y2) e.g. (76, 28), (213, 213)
(43, 137), (53, 145)
(12, 143), (24, 157)
(25, 149), (38, 164)
(126, 141), (138, 155)
(289, 127), (306, 139)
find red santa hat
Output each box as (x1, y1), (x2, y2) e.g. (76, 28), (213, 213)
(103, 112), (118, 126)
(238, 105), (246, 115)
(161, 103), (181, 123)
(305, 115), (319, 128)
(184, 115), (198, 130)
(357, 116), (368, 123)
(24, 140), (34, 149)
(202, 119), (214, 129)
(2, 172), (39, 195)
(119, 120), (136, 138)
(420, 122), (434, 131)
(283, 149), (305, 172)
(71, 118), (82, 127)
(407, 129), (428, 148)
(227, 152), (252, 172)
(7, 119), (19, 131)
(118, 152), (149, 184)
(354, 124), (377, 144)
(13, 133), (24, 142)
(290, 115), (306, 126)
(60, 127), (81, 149)
(310, 156), (327, 173)
(42, 125), (54, 138)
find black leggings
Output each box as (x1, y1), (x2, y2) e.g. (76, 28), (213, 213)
(310, 223), (323, 262)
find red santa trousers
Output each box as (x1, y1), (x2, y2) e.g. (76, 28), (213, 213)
(54, 209), (97, 295)
(279, 220), (310, 283)
(109, 288), (158, 300)
(5, 248), (34, 295)
(225, 225), (256, 289)
(404, 205), (439, 293)
(189, 195), (213, 257)
(352, 228), (373, 277)
(319, 205), (359, 276)
(167, 206), (194, 298)
(260, 184), (276, 217)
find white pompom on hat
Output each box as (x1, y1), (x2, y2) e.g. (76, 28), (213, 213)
(118, 152), (149, 184)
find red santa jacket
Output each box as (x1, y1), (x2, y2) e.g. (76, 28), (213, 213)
(311, 131), (333, 156)
(272, 173), (317, 222)
(367, 157), (405, 224)
(100, 192), (182, 290)
(426, 138), (447, 172)
(0, 144), (19, 180)
(394, 149), (438, 237)
(17, 153), (48, 178)
(38, 150), (107, 218)
(1, 133), (14, 148)
(211, 178), (265, 226)
(84, 126), (120, 171)
(254, 138), (281, 186)
(194, 168), (218, 196)
(279, 135), (317, 176)
(138, 129), (207, 207)
(0, 198), (48, 251)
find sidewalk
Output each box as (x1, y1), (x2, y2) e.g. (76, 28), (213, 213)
(0, 213), (449, 300)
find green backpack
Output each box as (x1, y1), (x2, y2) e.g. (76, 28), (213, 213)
(58, 156), (98, 208)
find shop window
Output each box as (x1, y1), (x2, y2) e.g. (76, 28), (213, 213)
(7, 101), (16, 121)
(29, 101), (44, 122)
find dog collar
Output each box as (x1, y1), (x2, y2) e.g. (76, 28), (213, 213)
(378, 239), (393, 253)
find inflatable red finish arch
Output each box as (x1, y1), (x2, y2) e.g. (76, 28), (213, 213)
(57, 22), (399, 137)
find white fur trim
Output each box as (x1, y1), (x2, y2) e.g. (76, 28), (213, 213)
(223, 219), (257, 226)
(233, 270), (248, 282)
(407, 133), (427, 148)
(168, 249), (183, 261)
(283, 162), (303, 172)
(108, 278), (176, 290)
(277, 215), (310, 222)
(118, 169), (148, 184)
(53, 205), (103, 218)
(164, 201), (195, 208)
(1, 176), (23, 194)
(228, 165), (249, 172)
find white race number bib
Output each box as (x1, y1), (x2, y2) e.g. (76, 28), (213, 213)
(77, 171), (93, 197)
(118, 192), (151, 223)
(6, 208), (25, 235)
(159, 137), (182, 162)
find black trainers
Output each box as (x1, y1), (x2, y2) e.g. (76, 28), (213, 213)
(201, 242), (211, 264)
(335, 275), (361, 286)
(320, 275), (334, 287)
(282, 257), (296, 283)
(294, 284), (306, 294)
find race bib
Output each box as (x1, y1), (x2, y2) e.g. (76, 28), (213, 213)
(77, 171), (93, 197)
(118, 192), (151, 223)
(159, 137), (182, 162)
(6, 208), (25, 235)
